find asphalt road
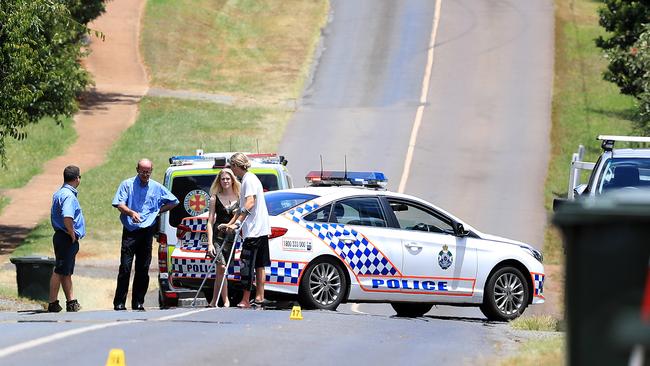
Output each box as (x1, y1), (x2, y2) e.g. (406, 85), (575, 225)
(0, 307), (539, 365)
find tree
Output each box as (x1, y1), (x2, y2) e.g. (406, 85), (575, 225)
(0, 0), (106, 164)
(596, 0), (650, 97)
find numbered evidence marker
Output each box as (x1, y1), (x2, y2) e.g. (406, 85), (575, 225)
(106, 348), (126, 366)
(290, 305), (303, 320)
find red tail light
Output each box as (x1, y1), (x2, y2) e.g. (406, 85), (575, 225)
(269, 227), (288, 239)
(158, 241), (168, 273)
(176, 224), (191, 239)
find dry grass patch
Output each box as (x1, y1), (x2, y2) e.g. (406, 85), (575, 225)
(142, 0), (329, 104)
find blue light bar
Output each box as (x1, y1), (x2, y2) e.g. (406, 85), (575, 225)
(305, 171), (388, 188)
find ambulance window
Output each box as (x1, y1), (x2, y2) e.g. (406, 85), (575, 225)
(388, 199), (453, 234)
(169, 175), (214, 227)
(256, 173), (279, 192)
(331, 197), (387, 227)
(303, 205), (332, 223)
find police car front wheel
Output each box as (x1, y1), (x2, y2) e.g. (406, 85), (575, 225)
(480, 266), (529, 321)
(299, 258), (347, 311)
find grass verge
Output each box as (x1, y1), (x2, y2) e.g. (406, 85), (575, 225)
(499, 335), (565, 366)
(0, 117), (76, 214)
(142, 0), (329, 103)
(544, 0), (636, 264)
(511, 315), (563, 332)
(13, 97), (292, 259)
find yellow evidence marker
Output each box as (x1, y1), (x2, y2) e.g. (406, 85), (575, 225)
(105, 348), (126, 366)
(290, 305), (303, 320)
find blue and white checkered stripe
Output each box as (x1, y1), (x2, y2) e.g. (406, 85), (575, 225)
(268, 261), (305, 285)
(533, 273), (544, 297)
(180, 232), (206, 251)
(181, 217), (207, 232)
(284, 203), (398, 276)
(172, 258), (303, 283)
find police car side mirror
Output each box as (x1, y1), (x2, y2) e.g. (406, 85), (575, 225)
(574, 184), (587, 196)
(454, 222), (469, 237)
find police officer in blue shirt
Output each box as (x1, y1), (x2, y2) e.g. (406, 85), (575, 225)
(48, 165), (85, 313)
(112, 159), (178, 311)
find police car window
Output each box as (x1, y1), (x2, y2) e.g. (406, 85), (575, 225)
(388, 199), (453, 234)
(265, 192), (319, 216)
(303, 204), (332, 223)
(331, 197), (386, 227)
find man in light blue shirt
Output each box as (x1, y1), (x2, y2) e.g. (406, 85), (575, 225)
(112, 158), (178, 311)
(48, 165), (85, 312)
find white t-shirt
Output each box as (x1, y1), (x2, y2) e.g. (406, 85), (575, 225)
(239, 172), (270, 238)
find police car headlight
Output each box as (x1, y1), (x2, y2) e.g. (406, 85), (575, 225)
(521, 245), (543, 263)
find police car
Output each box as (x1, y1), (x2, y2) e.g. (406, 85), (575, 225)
(170, 171), (545, 321)
(157, 152), (292, 308)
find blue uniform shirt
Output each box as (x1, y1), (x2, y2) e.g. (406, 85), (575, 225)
(112, 175), (178, 231)
(51, 184), (86, 239)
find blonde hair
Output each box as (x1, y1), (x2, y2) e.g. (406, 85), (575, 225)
(230, 152), (251, 170)
(209, 168), (241, 197)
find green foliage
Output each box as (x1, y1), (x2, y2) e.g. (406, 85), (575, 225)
(0, 0), (105, 165)
(61, 0), (107, 25)
(630, 26), (650, 134)
(596, 0), (650, 97)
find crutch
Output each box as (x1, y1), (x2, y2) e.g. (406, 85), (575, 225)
(214, 228), (241, 307)
(191, 219), (244, 307)
(191, 249), (219, 307)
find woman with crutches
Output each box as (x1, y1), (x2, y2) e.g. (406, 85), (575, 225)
(206, 168), (240, 308)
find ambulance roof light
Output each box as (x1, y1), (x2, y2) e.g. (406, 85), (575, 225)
(305, 171), (388, 189)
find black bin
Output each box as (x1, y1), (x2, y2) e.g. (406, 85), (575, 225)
(9, 256), (55, 302)
(553, 190), (650, 366)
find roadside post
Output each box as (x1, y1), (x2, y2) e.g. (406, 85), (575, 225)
(9, 256), (55, 302)
(553, 190), (650, 366)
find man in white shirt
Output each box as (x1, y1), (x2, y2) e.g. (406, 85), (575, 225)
(227, 153), (271, 308)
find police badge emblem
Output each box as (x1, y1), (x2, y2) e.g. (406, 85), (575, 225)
(438, 244), (453, 270)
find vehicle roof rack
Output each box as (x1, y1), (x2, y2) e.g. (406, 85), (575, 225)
(305, 171), (387, 189)
(598, 135), (650, 151)
(169, 152), (287, 167)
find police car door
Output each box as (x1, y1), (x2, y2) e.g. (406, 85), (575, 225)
(331, 196), (405, 301)
(386, 198), (477, 301)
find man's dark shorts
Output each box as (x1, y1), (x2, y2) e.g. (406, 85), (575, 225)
(251, 235), (271, 268)
(53, 230), (79, 275)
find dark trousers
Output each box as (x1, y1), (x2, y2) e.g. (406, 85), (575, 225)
(113, 226), (154, 307)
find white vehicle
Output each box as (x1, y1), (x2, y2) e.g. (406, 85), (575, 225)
(563, 135), (650, 200)
(170, 171), (545, 320)
(157, 152), (293, 307)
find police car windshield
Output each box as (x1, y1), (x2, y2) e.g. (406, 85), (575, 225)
(265, 192), (318, 216)
(597, 157), (650, 193)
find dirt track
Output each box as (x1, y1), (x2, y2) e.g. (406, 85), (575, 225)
(0, 0), (148, 253)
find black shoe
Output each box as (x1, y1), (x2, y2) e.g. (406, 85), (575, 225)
(114, 303), (127, 311)
(47, 300), (62, 313)
(66, 299), (81, 312)
(132, 303), (145, 311)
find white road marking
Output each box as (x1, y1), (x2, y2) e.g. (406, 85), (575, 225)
(0, 320), (142, 359)
(0, 308), (215, 359)
(350, 303), (367, 314)
(398, 0), (443, 193)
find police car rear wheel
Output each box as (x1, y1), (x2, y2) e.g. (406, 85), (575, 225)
(299, 258), (347, 310)
(391, 303), (433, 317)
(480, 266), (529, 321)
